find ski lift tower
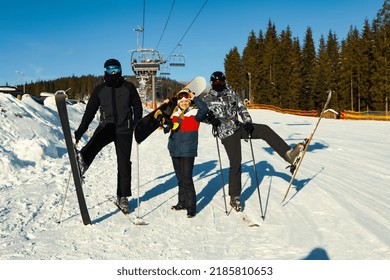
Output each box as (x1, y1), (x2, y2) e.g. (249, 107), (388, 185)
(130, 48), (165, 108)
(130, 27), (165, 108)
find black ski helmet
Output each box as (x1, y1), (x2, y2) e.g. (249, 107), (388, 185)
(104, 58), (121, 68)
(103, 58), (123, 86)
(210, 71), (226, 83)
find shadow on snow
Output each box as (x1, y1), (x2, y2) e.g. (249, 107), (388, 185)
(93, 140), (328, 222)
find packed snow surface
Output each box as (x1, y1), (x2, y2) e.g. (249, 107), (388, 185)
(1, 93), (389, 260)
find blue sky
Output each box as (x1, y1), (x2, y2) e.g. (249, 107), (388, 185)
(0, 0), (384, 87)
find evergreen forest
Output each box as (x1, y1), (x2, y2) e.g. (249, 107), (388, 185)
(224, 0), (389, 112)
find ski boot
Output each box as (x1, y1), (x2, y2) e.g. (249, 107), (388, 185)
(284, 139), (308, 174)
(187, 209), (196, 218)
(230, 196), (242, 212)
(171, 203), (186, 211)
(117, 196), (129, 214)
(75, 150), (88, 178)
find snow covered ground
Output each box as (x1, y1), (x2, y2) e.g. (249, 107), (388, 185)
(0, 92), (389, 277)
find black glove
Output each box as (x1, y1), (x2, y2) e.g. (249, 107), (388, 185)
(244, 122), (254, 136)
(212, 125), (219, 137)
(209, 116), (221, 127)
(163, 125), (171, 134)
(163, 118), (173, 134)
(74, 130), (82, 143)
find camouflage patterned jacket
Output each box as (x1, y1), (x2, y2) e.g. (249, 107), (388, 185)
(202, 85), (252, 139)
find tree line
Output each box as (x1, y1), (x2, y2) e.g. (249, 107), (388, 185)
(24, 75), (105, 100)
(22, 75), (183, 101)
(224, 0), (389, 113)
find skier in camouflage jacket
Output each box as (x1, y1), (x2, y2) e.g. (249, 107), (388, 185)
(202, 71), (303, 211)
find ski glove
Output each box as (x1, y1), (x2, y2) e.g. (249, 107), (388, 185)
(163, 118), (173, 134)
(205, 111), (221, 127)
(244, 122), (254, 136)
(163, 124), (172, 134)
(208, 115), (221, 127)
(74, 130), (82, 143)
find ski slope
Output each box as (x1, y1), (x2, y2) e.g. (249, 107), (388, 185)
(0, 93), (389, 263)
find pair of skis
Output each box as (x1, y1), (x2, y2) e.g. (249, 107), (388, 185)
(55, 91), (91, 225)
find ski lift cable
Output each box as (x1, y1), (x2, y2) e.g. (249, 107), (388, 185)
(142, 0), (146, 49)
(137, 0), (207, 66)
(167, 0), (208, 60)
(155, 0), (176, 51)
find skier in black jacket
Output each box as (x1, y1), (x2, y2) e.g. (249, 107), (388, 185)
(74, 58), (143, 213)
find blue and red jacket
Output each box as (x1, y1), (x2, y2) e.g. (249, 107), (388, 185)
(167, 97), (208, 157)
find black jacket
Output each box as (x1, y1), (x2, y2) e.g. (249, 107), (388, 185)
(75, 79), (143, 140)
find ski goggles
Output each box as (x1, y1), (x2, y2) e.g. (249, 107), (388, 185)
(211, 79), (225, 85)
(177, 90), (190, 99)
(105, 65), (121, 74)
(177, 96), (191, 105)
(177, 90), (192, 105)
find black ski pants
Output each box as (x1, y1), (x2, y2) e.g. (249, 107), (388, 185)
(80, 124), (133, 197)
(221, 124), (290, 197)
(171, 157), (196, 212)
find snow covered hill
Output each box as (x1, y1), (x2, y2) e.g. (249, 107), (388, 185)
(0, 92), (389, 262)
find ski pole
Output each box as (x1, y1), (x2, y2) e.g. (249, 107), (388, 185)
(133, 142), (146, 225)
(58, 170), (71, 224)
(214, 129), (228, 215)
(248, 136), (265, 220)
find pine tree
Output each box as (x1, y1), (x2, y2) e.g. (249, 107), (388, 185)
(262, 20), (279, 105)
(275, 26), (301, 108)
(371, 0), (390, 111)
(224, 47), (243, 97)
(254, 31), (267, 104)
(301, 27), (317, 110)
(340, 26), (361, 111)
(360, 20), (375, 111)
(327, 31), (341, 109)
(288, 37), (304, 109)
(242, 31), (258, 103)
(314, 36), (331, 110)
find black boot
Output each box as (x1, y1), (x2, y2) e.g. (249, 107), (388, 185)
(230, 196), (242, 212)
(187, 208), (196, 218)
(171, 203), (186, 210)
(117, 196), (129, 214)
(185, 192), (197, 218)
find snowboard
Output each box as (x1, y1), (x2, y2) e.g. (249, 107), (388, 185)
(55, 90), (92, 225)
(282, 90), (332, 203)
(134, 76), (206, 144)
